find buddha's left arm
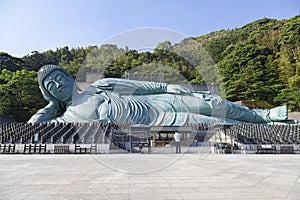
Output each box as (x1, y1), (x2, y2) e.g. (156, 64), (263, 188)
(91, 78), (167, 95)
(91, 78), (190, 95)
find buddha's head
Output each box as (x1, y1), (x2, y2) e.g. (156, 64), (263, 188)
(38, 64), (75, 104)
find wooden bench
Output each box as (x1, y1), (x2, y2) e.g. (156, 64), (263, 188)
(23, 144), (47, 154)
(54, 145), (70, 154)
(280, 146), (295, 154)
(0, 144), (15, 154)
(256, 145), (277, 154)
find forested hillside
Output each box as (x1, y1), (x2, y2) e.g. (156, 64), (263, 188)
(0, 15), (299, 122)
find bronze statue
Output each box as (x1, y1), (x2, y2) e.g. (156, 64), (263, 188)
(29, 64), (290, 125)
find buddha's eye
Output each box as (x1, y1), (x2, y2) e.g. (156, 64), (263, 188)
(46, 82), (55, 91)
(55, 74), (63, 81)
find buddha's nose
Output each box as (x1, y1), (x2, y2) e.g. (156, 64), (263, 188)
(54, 81), (61, 88)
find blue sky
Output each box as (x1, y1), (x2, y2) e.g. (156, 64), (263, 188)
(0, 0), (299, 57)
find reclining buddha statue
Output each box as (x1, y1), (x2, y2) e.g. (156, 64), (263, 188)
(29, 64), (291, 125)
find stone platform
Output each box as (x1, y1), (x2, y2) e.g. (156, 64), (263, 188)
(0, 154), (299, 199)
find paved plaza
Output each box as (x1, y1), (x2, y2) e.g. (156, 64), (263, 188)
(0, 153), (300, 199)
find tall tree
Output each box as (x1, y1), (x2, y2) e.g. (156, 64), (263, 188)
(218, 40), (282, 103)
(0, 52), (23, 72)
(0, 69), (45, 121)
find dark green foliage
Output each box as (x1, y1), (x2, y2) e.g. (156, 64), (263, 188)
(274, 88), (300, 112)
(0, 52), (23, 72)
(238, 100), (275, 109)
(218, 40), (282, 103)
(0, 69), (46, 121)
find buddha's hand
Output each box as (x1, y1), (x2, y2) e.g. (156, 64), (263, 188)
(39, 86), (60, 107)
(167, 84), (190, 94)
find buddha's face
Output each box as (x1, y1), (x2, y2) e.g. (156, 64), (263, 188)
(43, 70), (75, 103)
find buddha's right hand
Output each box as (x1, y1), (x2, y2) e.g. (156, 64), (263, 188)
(28, 98), (58, 123)
(40, 86), (60, 107)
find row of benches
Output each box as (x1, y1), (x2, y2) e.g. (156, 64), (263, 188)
(256, 145), (295, 154)
(0, 144), (108, 154)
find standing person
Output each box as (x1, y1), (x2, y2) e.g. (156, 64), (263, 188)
(174, 131), (181, 154)
(34, 133), (39, 144)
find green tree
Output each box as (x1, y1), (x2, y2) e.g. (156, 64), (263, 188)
(275, 88), (300, 111)
(277, 15), (300, 84)
(0, 52), (23, 72)
(22, 51), (49, 71)
(218, 40), (281, 103)
(155, 41), (172, 51)
(0, 69), (45, 121)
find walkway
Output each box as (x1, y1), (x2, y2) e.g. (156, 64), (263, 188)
(0, 154), (299, 199)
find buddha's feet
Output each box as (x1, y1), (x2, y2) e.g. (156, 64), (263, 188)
(269, 105), (288, 121)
